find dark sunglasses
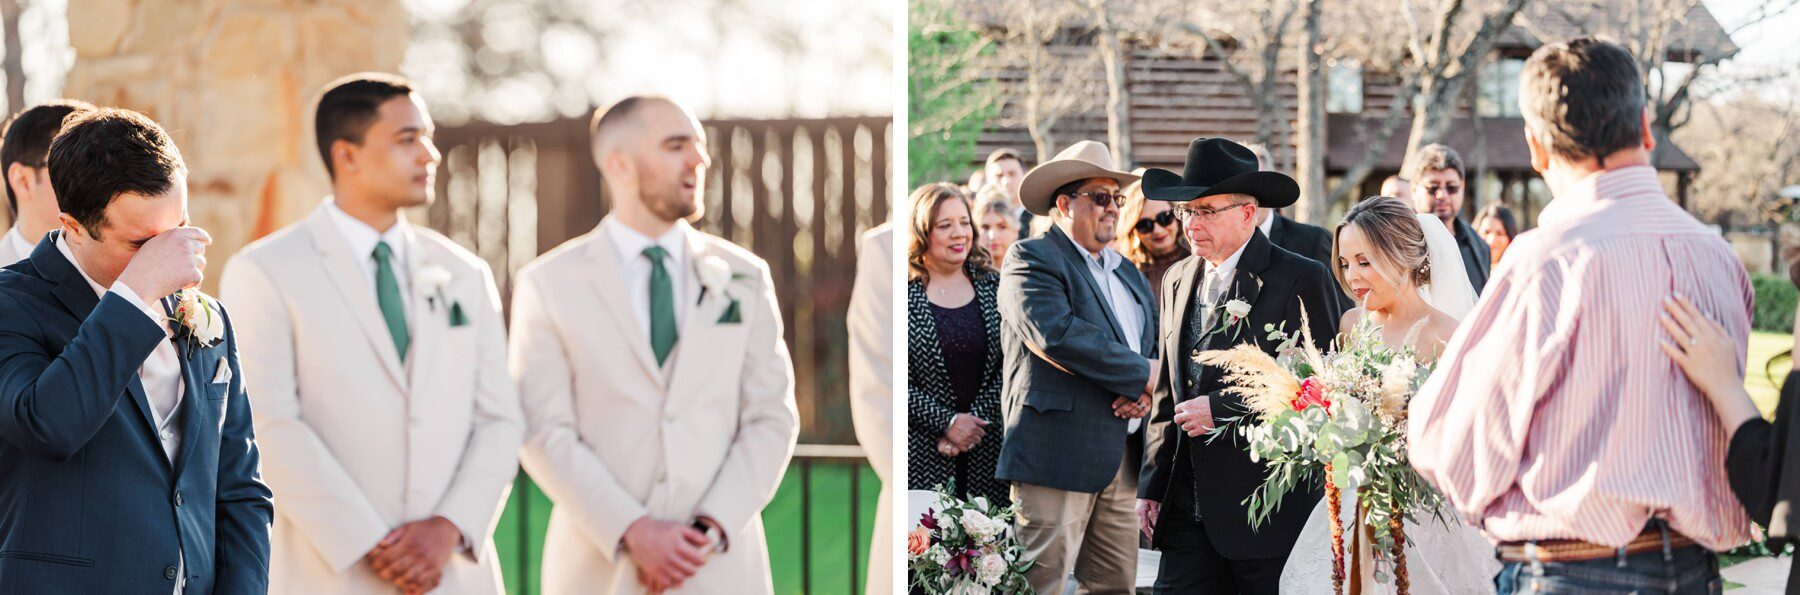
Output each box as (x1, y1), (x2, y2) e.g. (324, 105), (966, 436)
(1133, 211), (1177, 234)
(1066, 191), (1123, 208)
(1423, 183), (1462, 196)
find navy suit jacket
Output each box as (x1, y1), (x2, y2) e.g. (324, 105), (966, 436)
(0, 233), (272, 593)
(995, 225), (1158, 493)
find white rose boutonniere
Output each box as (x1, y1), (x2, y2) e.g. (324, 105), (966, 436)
(170, 288), (225, 348)
(416, 264), (469, 326)
(696, 255), (749, 324)
(1206, 297), (1255, 341)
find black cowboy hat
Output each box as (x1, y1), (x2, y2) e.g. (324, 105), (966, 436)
(1140, 137), (1299, 208)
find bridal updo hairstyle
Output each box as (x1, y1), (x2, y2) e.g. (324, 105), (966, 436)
(1332, 196), (1431, 297)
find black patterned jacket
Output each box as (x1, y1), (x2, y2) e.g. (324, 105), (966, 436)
(906, 264), (1009, 507)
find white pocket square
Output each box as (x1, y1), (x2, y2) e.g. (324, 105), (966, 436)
(212, 360), (232, 384)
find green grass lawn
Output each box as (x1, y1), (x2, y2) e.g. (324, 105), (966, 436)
(490, 460), (881, 595)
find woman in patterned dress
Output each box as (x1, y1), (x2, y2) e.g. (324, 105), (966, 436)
(906, 183), (1010, 507)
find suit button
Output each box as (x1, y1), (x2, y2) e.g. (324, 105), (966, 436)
(174, 491), (184, 507)
(164, 565), (178, 580)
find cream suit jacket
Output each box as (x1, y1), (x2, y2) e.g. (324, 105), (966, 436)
(847, 223), (893, 593)
(511, 217), (798, 595)
(221, 205), (523, 594)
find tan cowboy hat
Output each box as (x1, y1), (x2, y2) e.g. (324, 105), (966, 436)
(1016, 140), (1140, 216)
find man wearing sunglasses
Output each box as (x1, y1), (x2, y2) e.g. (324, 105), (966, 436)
(1136, 137), (1342, 594)
(996, 140), (1158, 594)
(1407, 144), (1491, 293)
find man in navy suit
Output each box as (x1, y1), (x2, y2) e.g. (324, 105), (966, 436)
(0, 107), (272, 593)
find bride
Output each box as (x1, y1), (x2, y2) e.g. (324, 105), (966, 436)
(1279, 196), (1499, 593)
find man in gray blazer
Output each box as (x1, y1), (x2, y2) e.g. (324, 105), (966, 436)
(996, 140), (1158, 595)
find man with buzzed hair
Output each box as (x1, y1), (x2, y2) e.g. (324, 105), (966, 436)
(0, 99), (95, 264)
(513, 95), (798, 594)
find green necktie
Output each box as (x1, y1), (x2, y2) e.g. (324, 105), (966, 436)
(373, 241), (410, 361)
(644, 245), (677, 366)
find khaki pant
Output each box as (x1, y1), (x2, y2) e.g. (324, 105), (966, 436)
(1013, 449), (1138, 595)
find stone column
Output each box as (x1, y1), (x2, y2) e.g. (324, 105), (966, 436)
(63, 0), (408, 291)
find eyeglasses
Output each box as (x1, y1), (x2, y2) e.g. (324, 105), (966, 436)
(1066, 191), (1123, 208)
(1423, 183), (1462, 196)
(1133, 211), (1177, 234)
(1173, 202), (1254, 222)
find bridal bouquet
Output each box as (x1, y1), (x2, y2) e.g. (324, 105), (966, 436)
(1198, 313), (1443, 594)
(907, 485), (1032, 595)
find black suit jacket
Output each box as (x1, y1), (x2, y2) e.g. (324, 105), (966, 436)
(1139, 230), (1341, 559)
(1269, 213), (1349, 313)
(1452, 216), (1492, 295)
(0, 234), (273, 593)
(995, 225), (1158, 493)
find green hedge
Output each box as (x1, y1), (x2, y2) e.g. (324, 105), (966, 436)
(1753, 274), (1798, 334)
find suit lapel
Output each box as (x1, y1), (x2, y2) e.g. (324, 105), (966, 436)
(1163, 257), (1197, 393)
(1046, 226), (1127, 343)
(170, 322), (211, 479)
(587, 225), (665, 390)
(305, 209), (407, 390)
(667, 231), (734, 401)
(405, 231), (443, 395)
(1197, 233), (1272, 389)
(31, 233), (167, 441)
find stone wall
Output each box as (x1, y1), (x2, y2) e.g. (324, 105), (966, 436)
(63, 0), (408, 291)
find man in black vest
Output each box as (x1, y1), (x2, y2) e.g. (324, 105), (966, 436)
(1136, 138), (1341, 594)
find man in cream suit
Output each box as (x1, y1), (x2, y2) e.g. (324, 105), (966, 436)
(848, 222), (893, 594)
(0, 100), (94, 264)
(221, 73), (523, 594)
(511, 95), (799, 594)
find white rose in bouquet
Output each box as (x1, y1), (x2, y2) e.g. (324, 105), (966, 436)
(976, 552), (1007, 586)
(960, 509), (1005, 544)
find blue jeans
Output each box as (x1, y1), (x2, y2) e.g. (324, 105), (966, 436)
(1494, 540), (1722, 594)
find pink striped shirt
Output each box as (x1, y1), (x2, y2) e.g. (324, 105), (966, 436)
(1408, 165), (1753, 550)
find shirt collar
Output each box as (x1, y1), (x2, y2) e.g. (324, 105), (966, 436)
(604, 217), (689, 265)
(1059, 225), (1122, 272)
(1537, 165), (1662, 228)
(1258, 212), (1274, 238)
(324, 199), (411, 266)
(1207, 236), (1251, 282)
(6, 225), (33, 258)
(53, 233), (110, 298)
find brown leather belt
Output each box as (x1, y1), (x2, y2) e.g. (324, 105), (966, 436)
(1497, 527), (1695, 563)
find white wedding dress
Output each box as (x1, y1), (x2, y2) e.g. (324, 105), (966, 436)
(1278, 214), (1499, 594)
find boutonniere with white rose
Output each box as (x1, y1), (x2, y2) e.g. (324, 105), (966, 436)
(1206, 297), (1255, 341)
(169, 288), (225, 349)
(417, 265), (469, 327)
(696, 255), (750, 324)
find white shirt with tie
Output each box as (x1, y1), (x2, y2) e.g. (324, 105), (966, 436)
(602, 217), (689, 350)
(1060, 230), (1145, 433)
(1198, 238), (1250, 334)
(324, 201), (412, 318)
(54, 235), (186, 593)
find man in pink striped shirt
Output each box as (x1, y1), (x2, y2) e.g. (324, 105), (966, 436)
(1409, 37), (1749, 593)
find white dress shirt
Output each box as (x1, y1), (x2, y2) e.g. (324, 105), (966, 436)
(1, 225), (34, 265)
(1258, 211), (1274, 240)
(55, 235), (186, 593)
(324, 200), (412, 321)
(1198, 237), (1251, 333)
(603, 217), (689, 352)
(1060, 230), (1146, 433)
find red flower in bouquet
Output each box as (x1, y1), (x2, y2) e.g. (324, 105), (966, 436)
(1291, 377), (1330, 411)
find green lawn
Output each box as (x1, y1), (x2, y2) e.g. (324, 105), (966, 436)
(490, 459), (881, 595)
